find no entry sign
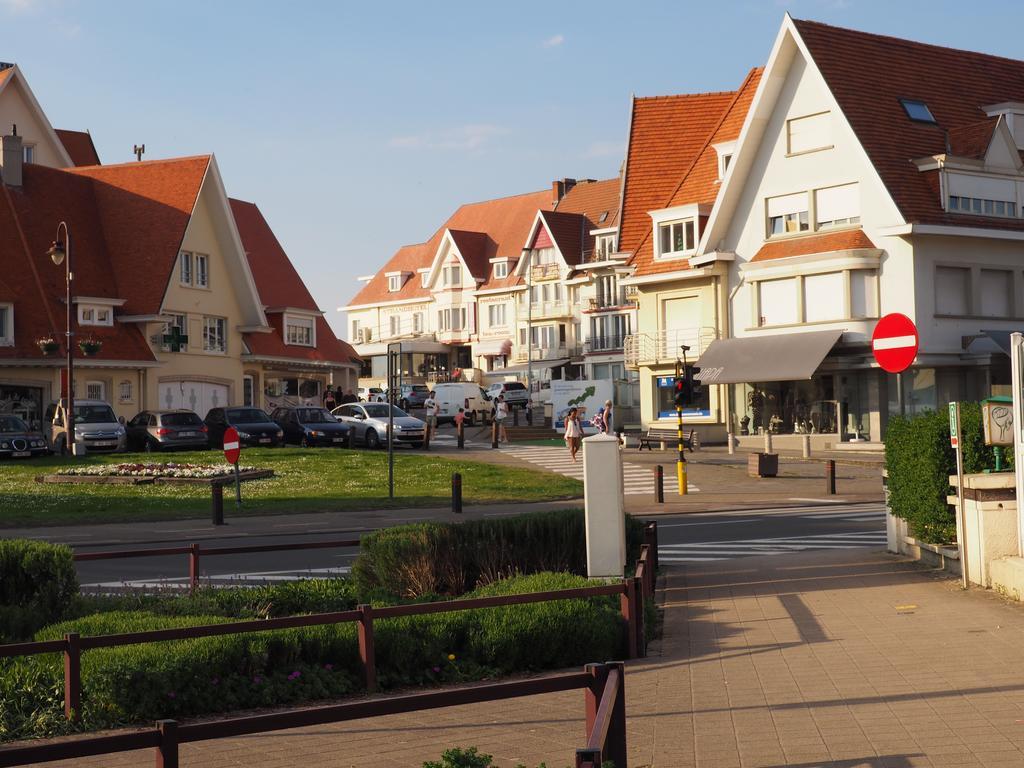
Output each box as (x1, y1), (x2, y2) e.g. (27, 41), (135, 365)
(223, 426), (241, 464)
(872, 313), (919, 374)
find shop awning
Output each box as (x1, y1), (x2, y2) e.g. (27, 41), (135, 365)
(980, 330), (1017, 356)
(356, 338), (450, 356)
(695, 329), (843, 385)
(473, 338), (512, 357)
(495, 358), (570, 375)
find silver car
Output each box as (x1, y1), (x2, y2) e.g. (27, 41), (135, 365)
(332, 402), (425, 449)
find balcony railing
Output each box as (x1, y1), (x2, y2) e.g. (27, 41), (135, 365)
(624, 327), (718, 369)
(525, 300), (573, 319)
(530, 263), (561, 281)
(587, 292), (630, 311)
(512, 344), (582, 363)
(585, 335), (628, 353)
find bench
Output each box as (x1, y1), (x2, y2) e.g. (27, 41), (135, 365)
(637, 426), (697, 452)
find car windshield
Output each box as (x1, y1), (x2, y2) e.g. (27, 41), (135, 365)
(363, 404), (407, 418)
(162, 413), (203, 427)
(227, 408), (272, 424)
(297, 408), (337, 423)
(0, 415), (28, 432)
(410, 385), (429, 393)
(74, 405), (117, 423)
(504, 383), (526, 391)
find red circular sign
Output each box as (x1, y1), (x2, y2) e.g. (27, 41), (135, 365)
(872, 313), (919, 373)
(223, 426), (241, 464)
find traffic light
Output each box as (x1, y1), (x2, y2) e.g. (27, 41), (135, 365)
(688, 365), (703, 401)
(673, 375), (689, 407)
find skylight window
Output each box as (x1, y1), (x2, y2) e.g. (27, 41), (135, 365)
(900, 99), (936, 124)
(598, 211), (609, 224)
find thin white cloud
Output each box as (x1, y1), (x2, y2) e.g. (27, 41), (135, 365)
(0, 0), (37, 13)
(542, 33), (565, 48)
(388, 124), (507, 152)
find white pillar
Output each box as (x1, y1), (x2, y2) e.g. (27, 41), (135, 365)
(583, 434), (626, 579)
(763, 431), (773, 455)
(801, 434), (811, 458)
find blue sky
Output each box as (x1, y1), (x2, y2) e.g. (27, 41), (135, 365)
(4, 0), (1024, 339)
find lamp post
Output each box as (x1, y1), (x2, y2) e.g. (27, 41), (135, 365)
(47, 222), (77, 456)
(522, 247), (533, 419)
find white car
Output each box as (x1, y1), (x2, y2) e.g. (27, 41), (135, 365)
(432, 382), (491, 425)
(358, 386), (387, 403)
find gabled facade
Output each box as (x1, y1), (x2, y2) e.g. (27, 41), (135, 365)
(0, 64), (356, 427)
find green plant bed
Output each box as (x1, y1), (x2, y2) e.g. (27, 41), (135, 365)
(0, 449), (582, 527)
(0, 540), (78, 642)
(0, 573), (624, 742)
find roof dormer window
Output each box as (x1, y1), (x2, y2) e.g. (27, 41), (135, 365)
(658, 219), (696, 257)
(900, 99), (936, 124)
(493, 261), (508, 279)
(387, 275), (401, 292)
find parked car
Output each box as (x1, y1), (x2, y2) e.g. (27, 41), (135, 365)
(0, 415), (49, 459)
(44, 399), (127, 454)
(332, 402), (425, 449)
(125, 410), (209, 452)
(486, 381), (529, 409)
(397, 383), (431, 411)
(270, 406), (351, 447)
(358, 386), (387, 403)
(433, 382), (491, 425)
(204, 407), (284, 448)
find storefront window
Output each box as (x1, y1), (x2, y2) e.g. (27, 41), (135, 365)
(732, 376), (836, 435)
(0, 384), (44, 430)
(655, 376), (710, 419)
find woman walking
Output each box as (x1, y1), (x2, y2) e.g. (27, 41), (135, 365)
(564, 407), (582, 463)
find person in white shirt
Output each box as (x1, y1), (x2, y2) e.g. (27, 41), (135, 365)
(423, 392), (439, 435)
(564, 407), (582, 463)
(494, 395), (509, 443)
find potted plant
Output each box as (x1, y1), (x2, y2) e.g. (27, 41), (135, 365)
(78, 337), (103, 357)
(36, 336), (59, 355)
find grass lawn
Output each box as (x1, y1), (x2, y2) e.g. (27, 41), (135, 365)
(0, 448), (582, 527)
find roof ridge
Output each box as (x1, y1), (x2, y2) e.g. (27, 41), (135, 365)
(633, 90), (737, 103)
(67, 154), (211, 172)
(792, 17), (1024, 68)
(451, 187), (550, 210)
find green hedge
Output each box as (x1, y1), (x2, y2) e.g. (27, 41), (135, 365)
(0, 540), (78, 642)
(885, 402), (1011, 543)
(1, 573), (624, 741)
(353, 509), (647, 598)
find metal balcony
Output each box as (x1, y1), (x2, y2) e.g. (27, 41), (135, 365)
(584, 335), (628, 353)
(624, 327), (719, 369)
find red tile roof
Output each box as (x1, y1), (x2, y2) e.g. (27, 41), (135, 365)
(551, 177), (621, 264)
(793, 18), (1024, 230)
(539, 210), (585, 267)
(946, 118), (998, 160)
(618, 91), (736, 270)
(750, 229), (877, 263)
(54, 129), (101, 167)
(448, 229), (491, 281)
(625, 71), (763, 277)
(230, 198), (358, 367)
(348, 189), (553, 305)
(68, 156), (209, 315)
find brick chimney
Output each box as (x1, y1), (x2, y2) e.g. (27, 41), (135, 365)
(552, 177), (577, 205)
(1, 124), (23, 187)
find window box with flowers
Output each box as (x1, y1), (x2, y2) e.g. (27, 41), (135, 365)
(78, 337), (103, 357)
(37, 336), (60, 355)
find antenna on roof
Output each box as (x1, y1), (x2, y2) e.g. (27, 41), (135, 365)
(133, 144), (145, 162)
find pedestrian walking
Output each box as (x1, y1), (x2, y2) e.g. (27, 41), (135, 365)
(323, 387), (336, 411)
(603, 399), (614, 434)
(564, 407), (582, 463)
(424, 391), (439, 434)
(592, 406), (606, 434)
(454, 407), (465, 429)
(341, 388), (357, 404)
(494, 395), (509, 443)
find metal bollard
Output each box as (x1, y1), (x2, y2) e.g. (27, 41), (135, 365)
(654, 464), (664, 504)
(727, 431), (735, 455)
(211, 483), (224, 526)
(763, 431), (773, 455)
(825, 459), (836, 495)
(802, 434), (811, 458)
(452, 472), (463, 514)
(346, 426), (355, 449)
(423, 422), (431, 451)
(457, 420), (465, 449)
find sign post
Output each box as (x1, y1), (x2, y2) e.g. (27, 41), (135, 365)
(386, 342), (401, 499)
(872, 313), (919, 418)
(223, 426), (242, 518)
(1011, 333), (1024, 557)
(949, 402), (968, 589)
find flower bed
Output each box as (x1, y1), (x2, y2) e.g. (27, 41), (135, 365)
(56, 462), (257, 479)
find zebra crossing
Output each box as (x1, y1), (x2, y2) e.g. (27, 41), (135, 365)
(659, 503), (886, 563)
(499, 444), (698, 495)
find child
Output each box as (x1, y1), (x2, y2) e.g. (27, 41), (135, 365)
(454, 407), (465, 430)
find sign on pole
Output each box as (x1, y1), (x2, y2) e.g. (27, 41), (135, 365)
(872, 313), (919, 374)
(1011, 332), (1024, 557)
(948, 402), (959, 449)
(223, 427), (242, 510)
(950, 401), (969, 589)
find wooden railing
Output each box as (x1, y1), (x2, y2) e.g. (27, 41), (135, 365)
(0, 662), (628, 768)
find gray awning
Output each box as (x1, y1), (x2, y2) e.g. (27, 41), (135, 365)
(494, 358), (570, 375)
(981, 330), (1016, 356)
(695, 330), (843, 385)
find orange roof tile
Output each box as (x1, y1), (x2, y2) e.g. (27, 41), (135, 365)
(793, 18), (1024, 230)
(947, 118), (999, 159)
(750, 229), (877, 262)
(55, 129), (101, 167)
(618, 91), (736, 270)
(551, 177), (621, 263)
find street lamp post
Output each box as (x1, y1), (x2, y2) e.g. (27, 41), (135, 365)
(522, 247), (533, 422)
(47, 222), (77, 456)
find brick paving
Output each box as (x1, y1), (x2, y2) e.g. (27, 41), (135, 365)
(18, 548), (1024, 767)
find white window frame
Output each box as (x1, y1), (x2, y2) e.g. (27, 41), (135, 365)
(494, 261), (508, 279)
(389, 315), (401, 337)
(78, 304), (114, 326)
(786, 111), (833, 155)
(488, 303), (507, 328)
(657, 218), (697, 257)
(413, 312), (423, 333)
(118, 380), (133, 404)
(202, 316), (227, 354)
(388, 275), (401, 292)
(194, 253), (210, 288)
(284, 314), (315, 347)
(179, 251), (193, 286)
(23, 144), (35, 164)
(85, 380), (106, 402)
(814, 183), (861, 230)
(0, 303), (12, 346)
(766, 192), (811, 238)
(420, 271), (430, 288)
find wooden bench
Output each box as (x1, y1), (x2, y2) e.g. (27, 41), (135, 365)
(637, 426), (697, 452)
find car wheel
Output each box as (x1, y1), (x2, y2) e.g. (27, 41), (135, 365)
(365, 429), (380, 450)
(144, 440), (156, 453)
(300, 436), (311, 448)
(411, 442), (423, 449)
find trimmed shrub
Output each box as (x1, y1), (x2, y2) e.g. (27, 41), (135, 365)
(0, 540), (78, 642)
(353, 509), (647, 598)
(885, 402), (1010, 543)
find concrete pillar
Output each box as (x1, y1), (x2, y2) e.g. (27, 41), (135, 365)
(801, 434), (810, 458)
(583, 434), (626, 579)
(763, 431), (773, 455)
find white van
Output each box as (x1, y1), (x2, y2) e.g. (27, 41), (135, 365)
(432, 382), (491, 425)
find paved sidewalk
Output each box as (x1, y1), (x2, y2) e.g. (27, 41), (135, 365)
(18, 548), (1024, 767)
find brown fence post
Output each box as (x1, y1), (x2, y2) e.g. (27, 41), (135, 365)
(605, 662), (628, 768)
(63, 632), (81, 721)
(457, 419), (465, 449)
(633, 575), (646, 658)
(155, 719), (179, 768)
(583, 662), (609, 743)
(211, 483), (224, 526)
(452, 472), (463, 514)
(189, 543), (200, 595)
(491, 419), (498, 449)
(575, 749), (600, 768)
(646, 520), (659, 573)
(825, 459), (836, 495)
(424, 422), (431, 451)
(357, 604), (377, 693)
(619, 581), (638, 659)
(654, 464), (664, 504)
